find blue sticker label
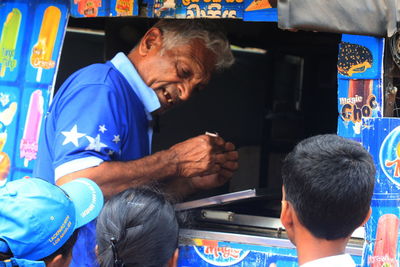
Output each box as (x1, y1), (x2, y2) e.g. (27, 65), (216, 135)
(361, 118), (400, 266)
(147, 0), (244, 18)
(177, 244), (362, 266)
(379, 125), (400, 188)
(193, 246), (250, 266)
(69, 0), (139, 17)
(178, 245), (299, 267)
(243, 0), (277, 22)
(362, 118), (400, 193)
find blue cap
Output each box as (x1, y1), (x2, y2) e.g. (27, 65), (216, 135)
(0, 258), (45, 267)
(0, 178), (104, 262)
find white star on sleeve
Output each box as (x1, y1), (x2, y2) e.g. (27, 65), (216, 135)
(99, 124), (107, 133)
(61, 125), (86, 147)
(85, 134), (108, 152)
(112, 135), (121, 144)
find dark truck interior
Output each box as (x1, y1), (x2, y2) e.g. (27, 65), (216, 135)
(56, 17), (342, 237)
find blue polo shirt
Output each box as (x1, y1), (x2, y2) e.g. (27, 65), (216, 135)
(33, 52), (160, 182)
(33, 53), (160, 267)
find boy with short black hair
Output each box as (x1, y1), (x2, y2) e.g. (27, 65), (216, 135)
(280, 134), (375, 266)
(0, 177), (103, 267)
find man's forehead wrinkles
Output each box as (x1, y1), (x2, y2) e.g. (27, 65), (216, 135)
(166, 41), (214, 84)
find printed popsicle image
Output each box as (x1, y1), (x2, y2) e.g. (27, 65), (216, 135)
(30, 6), (61, 82)
(0, 8), (22, 78)
(75, 0), (102, 17)
(372, 214), (399, 267)
(0, 101), (18, 152)
(0, 152), (11, 186)
(0, 122), (7, 152)
(0, 101), (17, 127)
(347, 79), (374, 134)
(154, 0), (175, 16)
(0, 126), (8, 176)
(115, 0), (134, 16)
(20, 90), (44, 167)
(348, 79), (373, 107)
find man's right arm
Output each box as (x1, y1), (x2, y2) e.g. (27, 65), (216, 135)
(57, 150), (176, 198)
(56, 134), (234, 198)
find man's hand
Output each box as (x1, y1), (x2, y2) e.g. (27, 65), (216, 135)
(161, 151), (239, 200)
(189, 145), (239, 190)
(162, 135), (239, 199)
(169, 134), (237, 178)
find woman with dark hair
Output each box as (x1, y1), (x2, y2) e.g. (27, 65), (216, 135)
(96, 187), (179, 267)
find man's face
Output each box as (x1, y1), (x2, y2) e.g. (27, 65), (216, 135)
(138, 39), (216, 114)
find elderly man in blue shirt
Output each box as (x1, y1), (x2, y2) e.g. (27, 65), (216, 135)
(33, 19), (239, 266)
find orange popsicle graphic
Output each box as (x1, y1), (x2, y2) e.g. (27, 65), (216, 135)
(30, 6), (61, 82)
(371, 214), (399, 267)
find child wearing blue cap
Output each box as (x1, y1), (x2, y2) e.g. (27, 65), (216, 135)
(0, 177), (104, 267)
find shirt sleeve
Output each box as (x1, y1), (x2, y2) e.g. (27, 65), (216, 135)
(52, 84), (127, 180)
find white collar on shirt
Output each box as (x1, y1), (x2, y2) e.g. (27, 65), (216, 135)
(301, 254), (356, 267)
(110, 52), (161, 120)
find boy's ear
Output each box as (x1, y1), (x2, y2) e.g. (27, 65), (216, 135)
(167, 248), (179, 267)
(281, 186), (292, 231)
(138, 27), (163, 56)
(361, 207), (372, 226)
(280, 200), (297, 245)
(281, 200), (296, 232)
(46, 254), (70, 267)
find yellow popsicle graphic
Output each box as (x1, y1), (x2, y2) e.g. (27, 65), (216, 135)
(30, 6), (61, 82)
(0, 8), (22, 77)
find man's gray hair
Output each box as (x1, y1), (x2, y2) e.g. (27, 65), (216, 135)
(153, 19), (234, 70)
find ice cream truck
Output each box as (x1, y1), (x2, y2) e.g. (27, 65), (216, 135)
(0, 0), (399, 266)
